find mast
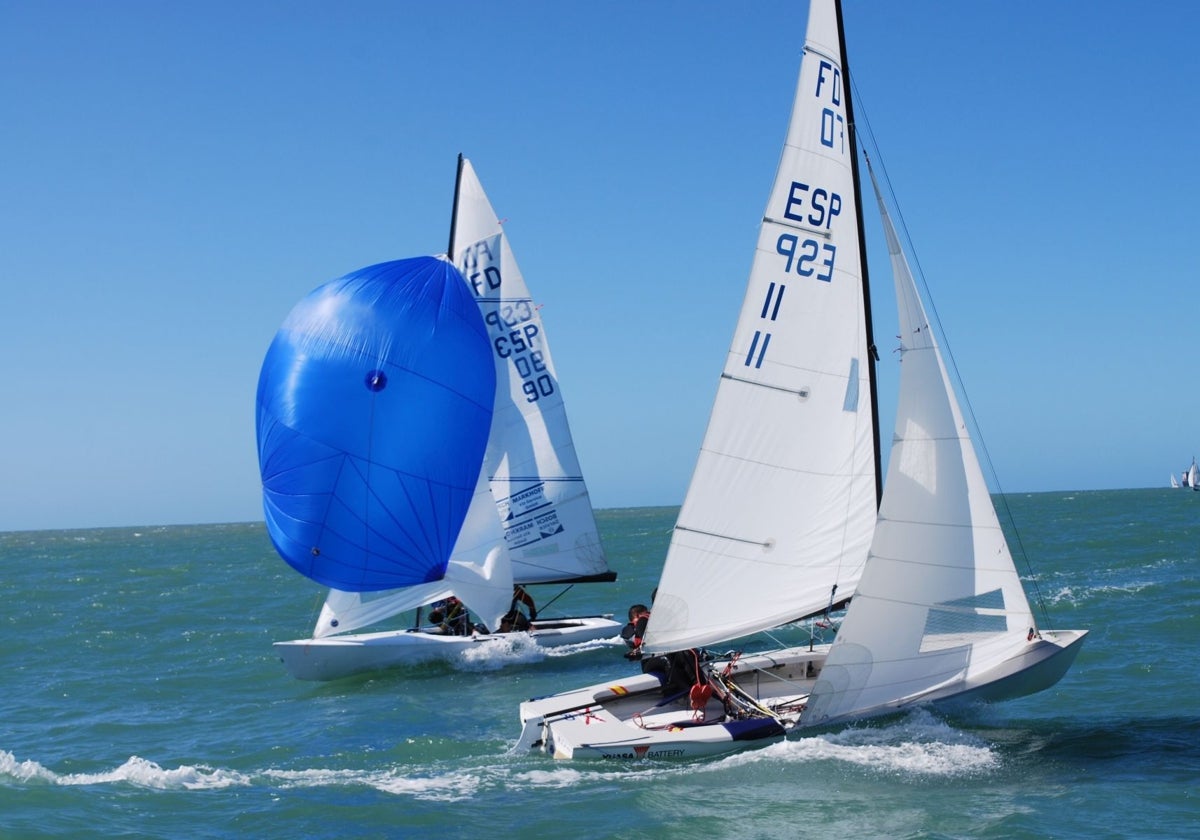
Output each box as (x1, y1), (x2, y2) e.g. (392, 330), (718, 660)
(834, 0), (883, 505)
(447, 152), (465, 260)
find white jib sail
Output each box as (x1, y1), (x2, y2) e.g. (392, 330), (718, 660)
(803, 168), (1037, 725)
(644, 0), (877, 653)
(451, 157), (610, 585)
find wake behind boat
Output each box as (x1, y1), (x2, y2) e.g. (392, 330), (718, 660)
(275, 615), (620, 682)
(259, 158), (619, 681)
(517, 0), (1085, 759)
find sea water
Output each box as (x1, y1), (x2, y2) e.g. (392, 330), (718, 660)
(1, 491), (1197, 838)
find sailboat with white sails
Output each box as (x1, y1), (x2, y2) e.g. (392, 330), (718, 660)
(1169, 458), (1198, 489)
(515, 0), (1086, 759)
(267, 158), (620, 681)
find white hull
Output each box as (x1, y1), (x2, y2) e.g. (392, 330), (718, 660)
(276, 615), (620, 681)
(934, 629), (1089, 705)
(517, 632), (1088, 760)
(517, 647), (826, 760)
(810, 628), (1089, 728)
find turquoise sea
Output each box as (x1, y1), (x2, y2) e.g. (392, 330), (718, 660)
(2, 490), (1197, 839)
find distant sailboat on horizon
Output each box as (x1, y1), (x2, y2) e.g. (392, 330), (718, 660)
(516, 0), (1086, 760)
(1169, 457), (1198, 490)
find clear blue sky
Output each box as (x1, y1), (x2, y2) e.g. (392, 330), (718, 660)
(3, 1), (1197, 532)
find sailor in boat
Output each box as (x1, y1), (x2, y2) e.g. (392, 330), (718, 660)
(619, 600), (707, 698)
(620, 603), (651, 658)
(498, 585), (537, 633)
(428, 597), (471, 636)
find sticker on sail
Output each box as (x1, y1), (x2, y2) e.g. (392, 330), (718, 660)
(458, 234), (502, 297)
(535, 510), (564, 539)
(504, 518), (537, 548)
(497, 483), (550, 522)
(503, 509), (564, 549)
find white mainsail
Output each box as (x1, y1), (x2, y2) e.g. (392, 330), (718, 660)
(312, 158), (611, 638)
(803, 167), (1040, 725)
(644, 0), (878, 653)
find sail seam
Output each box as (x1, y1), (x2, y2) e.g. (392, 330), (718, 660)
(494, 475), (585, 482)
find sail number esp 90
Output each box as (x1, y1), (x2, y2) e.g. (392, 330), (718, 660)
(460, 237), (556, 404)
(484, 306), (554, 403)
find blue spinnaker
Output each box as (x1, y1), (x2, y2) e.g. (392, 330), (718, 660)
(255, 256), (496, 592)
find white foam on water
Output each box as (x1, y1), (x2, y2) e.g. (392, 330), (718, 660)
(261, 766), (481, 802)
(454, 633), (548, 669)
(511, 764), (645, 788)
(705, 709), (999, 778)
(451, 631), (619, 670)
(1, 708), (996, 802)
(541, 636), (622, 658)
(0, 750), (56, 783)
(0, 751), (250, 790)
(367, 769), (481, 801)
(1, 748), (489, 802)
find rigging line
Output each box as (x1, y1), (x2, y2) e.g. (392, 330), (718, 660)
(849, 73), (1054, 630)
(718, 674), (786, 723)
(535, 584), (573, 615)
(725, 660), (811, 693)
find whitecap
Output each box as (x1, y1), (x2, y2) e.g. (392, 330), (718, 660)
(0, 751), (251, 790)
(0, 750), (57, 783)
(687, 710), (999, 778)
(454, 633), (547, 669)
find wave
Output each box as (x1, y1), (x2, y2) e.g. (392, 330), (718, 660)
(721, 708), (1000, 777)
(0, 752), (250, 790)
(451, 633), (619, 671)
(0, 711), (998, 801)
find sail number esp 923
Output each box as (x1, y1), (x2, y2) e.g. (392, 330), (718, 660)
(775, 57), (847, 284)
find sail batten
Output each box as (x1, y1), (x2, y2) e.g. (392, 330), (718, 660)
(673, 525), (772, 548)
(763, 216), (834, 238)
(719, 373), (814, 397)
